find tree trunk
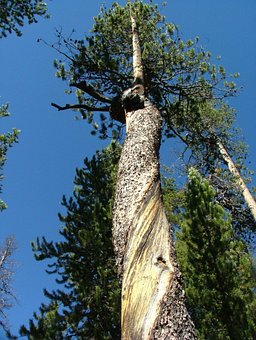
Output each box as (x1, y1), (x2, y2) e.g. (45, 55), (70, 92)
(112, 4), (196, 338)
(217, 140), (256, 223)
(112, 103), (196, 339)
(130, 11), (144, 86)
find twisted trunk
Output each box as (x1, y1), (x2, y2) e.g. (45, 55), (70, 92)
(112, 5), (196, 338)
(112, 103), (196, 339)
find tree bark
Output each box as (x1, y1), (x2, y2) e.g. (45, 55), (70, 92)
(112, 4), (196, 338)
(112, 103), (196, 339)
(217, 140), (256, 223)
(130, 12), (144, 86)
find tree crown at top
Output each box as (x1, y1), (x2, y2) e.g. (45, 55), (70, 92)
(52, 1), (237, 141)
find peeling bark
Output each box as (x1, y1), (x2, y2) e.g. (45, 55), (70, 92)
(112, 5), (196, 338)
(112, 103), (196, 339)
(217, 140), (256, 223)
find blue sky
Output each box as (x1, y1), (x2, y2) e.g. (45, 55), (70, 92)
(0, 0), (255, 336)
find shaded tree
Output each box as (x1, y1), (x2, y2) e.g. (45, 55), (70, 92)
(176, 168), (256, 339)
(179, 100), (256, 230)
(0, 105), (19, 211)
(0, 107), (19, 338)
(20, 143), (122, 339)
(0, 1), (48, 337)
(0, 236), (16, 336)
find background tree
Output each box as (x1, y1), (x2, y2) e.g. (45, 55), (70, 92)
(20, 143), (121, 339)
(179, 100), (256, 234)
(0, 106), (19, 327)
(0, 0), (47, 38)
(176, 168), (256, 339)
(0, 106), (19, 338)
(0, 236), (16, 337)
(0, 105), (19, 211)
(0, 3), (45, 330)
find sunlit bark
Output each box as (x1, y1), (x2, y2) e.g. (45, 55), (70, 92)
(217, 140), (256, 223)
(112, 103), (196, 339)
(112, 5), (196, 338)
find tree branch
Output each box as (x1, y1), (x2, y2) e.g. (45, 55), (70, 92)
(51, 102), (109, 112)
(70, 81), (112, 103)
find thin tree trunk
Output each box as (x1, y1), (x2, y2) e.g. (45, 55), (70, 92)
(112, 4), (196, 338)
(130, 11), (144, 86)
(217, 140), (256, 223)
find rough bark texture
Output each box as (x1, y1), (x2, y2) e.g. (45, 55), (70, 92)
(217, 140), (256, 223)
(112, 102), (196, 339)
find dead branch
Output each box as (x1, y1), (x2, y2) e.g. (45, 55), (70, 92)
(70, 81), (112, 103)
(51, 102), (109, 112)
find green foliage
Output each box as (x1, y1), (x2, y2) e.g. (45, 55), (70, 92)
(21, 150), (256, 339)
(20, 142), (122, 339)
(176, 168), (256, 339)
(0, 106), (19, 211)
(20, 2), (255, 338)
(53, 1), (256, 239)
(53, 1), (237, 140)
(177, 100), (256, 240)
(161, 170), (184, 226)
(0, 0), (47, 38)
(180, 101), (243, 172)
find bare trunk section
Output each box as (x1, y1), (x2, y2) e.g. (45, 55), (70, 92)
(217, 140), (256, 223)
(130, 14), (144, 86)
(112, 104), (196, 339)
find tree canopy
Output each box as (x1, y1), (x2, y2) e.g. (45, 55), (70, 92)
(176, 168), (256, 339)
(0, 0), (47, 38)
(52, 0), (255, 242)
(52, 1), (237, 140)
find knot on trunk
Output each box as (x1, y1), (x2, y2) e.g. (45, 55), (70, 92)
(122, 84), (145, 112)
(110, 85), (149, 124)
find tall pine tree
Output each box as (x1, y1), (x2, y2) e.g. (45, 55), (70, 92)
(20, 143), (121, 339)
(176, 168), (256, 339)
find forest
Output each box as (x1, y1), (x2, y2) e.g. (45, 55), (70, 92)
(0, 1), (256, 339)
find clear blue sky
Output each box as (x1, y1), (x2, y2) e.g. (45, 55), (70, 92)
(0, 0), (255, 337)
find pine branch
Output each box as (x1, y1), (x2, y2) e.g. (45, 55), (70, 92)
(51, 103), (109, 112)
(70, 81), (112, 103)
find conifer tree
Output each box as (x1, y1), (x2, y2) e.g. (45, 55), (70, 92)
(181, 101), (256, 231)
(20, 143), (122, 339)
(0, 0), (47, 38)
(0, 105), (19, 211)
(176, 168), (256, 339)
(0, 107), (19, 337)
